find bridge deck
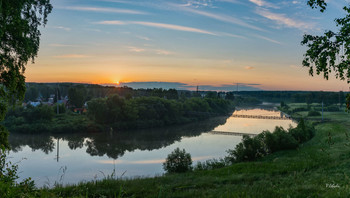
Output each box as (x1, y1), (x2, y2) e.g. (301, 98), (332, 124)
(209, 131), (258, 136)
(231, 114), (291, 120)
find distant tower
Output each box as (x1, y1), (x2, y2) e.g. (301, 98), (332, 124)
(196, 85), (199, 93)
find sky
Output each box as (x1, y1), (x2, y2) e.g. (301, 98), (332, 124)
(26, 0), (350, 91)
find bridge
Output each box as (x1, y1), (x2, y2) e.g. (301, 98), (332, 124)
(231, 114), (291, 120)
(209, 131), (258, 137)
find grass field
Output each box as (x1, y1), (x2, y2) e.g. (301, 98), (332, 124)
(5, 107), (350, 197)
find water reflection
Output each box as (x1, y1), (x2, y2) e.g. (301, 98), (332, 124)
(9, 115), (229, 160)
(7, 107), (297, 187)
(213, 108), (297, 134)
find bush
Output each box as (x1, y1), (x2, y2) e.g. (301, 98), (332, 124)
(226, 134), (267, 163)
(289, 119), (315, 143)
(308, 110), (321, 116)
(226, 120), (315, 164)
(163, 148), (192, 173)
(265, 127), (298, 153)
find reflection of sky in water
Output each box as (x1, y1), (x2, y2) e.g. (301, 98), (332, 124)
(213, 109), (297, 134)
(8, 108), (296, 187)
(9, 134), (241, 187)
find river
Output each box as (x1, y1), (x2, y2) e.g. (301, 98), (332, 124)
(7, 106), (296, 187)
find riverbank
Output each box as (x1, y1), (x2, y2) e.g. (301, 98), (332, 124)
(6, 108), (349, 197)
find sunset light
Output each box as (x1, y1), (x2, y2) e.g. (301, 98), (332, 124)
(25, 0), (349, 91)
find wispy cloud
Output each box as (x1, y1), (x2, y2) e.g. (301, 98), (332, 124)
(137, 36), (151, 41)
(155, 49), (174, 55)
(62, 6), (147, 15)
(96, 20), (216, 35)
(169, 4), (266, 32)
(53, 26), (71, 31)
(245, 66), (255, 70)
(49, 44), (79, 47)
(253, 34), (283, 45)
(127, 46), (146, 52)
(221, 32), (247, 39)
(54, 54), (90, 58)
(179, 0), (215, 8)
(249, 0), (279, 9)
(216, 0), (243, 4)
(126, 46), (174, 55)
(256, 9), (315, 30)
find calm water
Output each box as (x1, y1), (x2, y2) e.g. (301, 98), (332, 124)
(7, 107), (296, 187)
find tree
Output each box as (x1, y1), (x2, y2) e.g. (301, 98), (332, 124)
(302, 0), (349, 110)
(163, 147), (192, 173)
(0, 1), (52, 149)
(68, 86), (87, 108)
(25, 86), (39, 102)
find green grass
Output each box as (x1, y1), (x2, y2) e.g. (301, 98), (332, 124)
(7, 111), (350, 197)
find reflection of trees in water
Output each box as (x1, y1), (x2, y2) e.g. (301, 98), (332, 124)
(8, 115), (229, 159)
(9, 134), (55, 154)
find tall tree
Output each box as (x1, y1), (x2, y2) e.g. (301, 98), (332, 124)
(0, 0), (52, 149)
(302, 0), (349, 110)
(68, 86), (87, 108)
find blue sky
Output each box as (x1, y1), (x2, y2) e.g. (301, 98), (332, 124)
(27, 0), (350, 91)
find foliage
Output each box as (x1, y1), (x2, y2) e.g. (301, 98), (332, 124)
(163, 148), (192, 173)
(308, 110), (321, 116)
(0, 149), (36, 196)
(0, 0), (52, 148)
(226, 120), (315, 163)
(226, 134), (267, 163)
(302, 0), (350, 110)
(307, 0), (327, 12)
(68, 86), (87, 108)
(194, 158), (228, 171)
(87, 94), (234, 129)
(289, 119), (315, 144)
(264, 127), (298, 153)
(233, 96), (262, 106)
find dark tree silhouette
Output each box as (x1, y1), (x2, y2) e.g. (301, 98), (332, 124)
(0, 0), (52, 148)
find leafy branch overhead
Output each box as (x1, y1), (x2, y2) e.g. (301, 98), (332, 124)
(0, 0), (52, 149)
(303, 0), (350, 110)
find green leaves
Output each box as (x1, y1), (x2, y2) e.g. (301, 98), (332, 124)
(163, 147), (192, 173)
(0, 0), (52, 149)
(307, 0), (327, 12)
(303, 1), (350, 110)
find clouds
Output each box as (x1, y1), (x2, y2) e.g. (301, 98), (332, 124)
(127, 46), (174, 55)
(96, 20), (217, 35)
(54, 54), (90, 58)
(245, 66), (255, 70)
(53, 26), (71, 31)
(256, 8), (315, 30)
(249, 0), (279, 9)
(170, 3), (265, 32)
(61, 6), (147, 15)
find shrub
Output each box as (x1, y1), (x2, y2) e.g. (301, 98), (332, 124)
(308, 110), (321, 116)
(163, 148), (192, 173)
(226, 120), (315, 164)
(265, 127), (298, 153)
(226, 134), (267, 163)
(289, 119), (315, 143)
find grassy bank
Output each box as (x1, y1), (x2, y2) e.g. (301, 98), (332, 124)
(4, 110), (350, 197)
